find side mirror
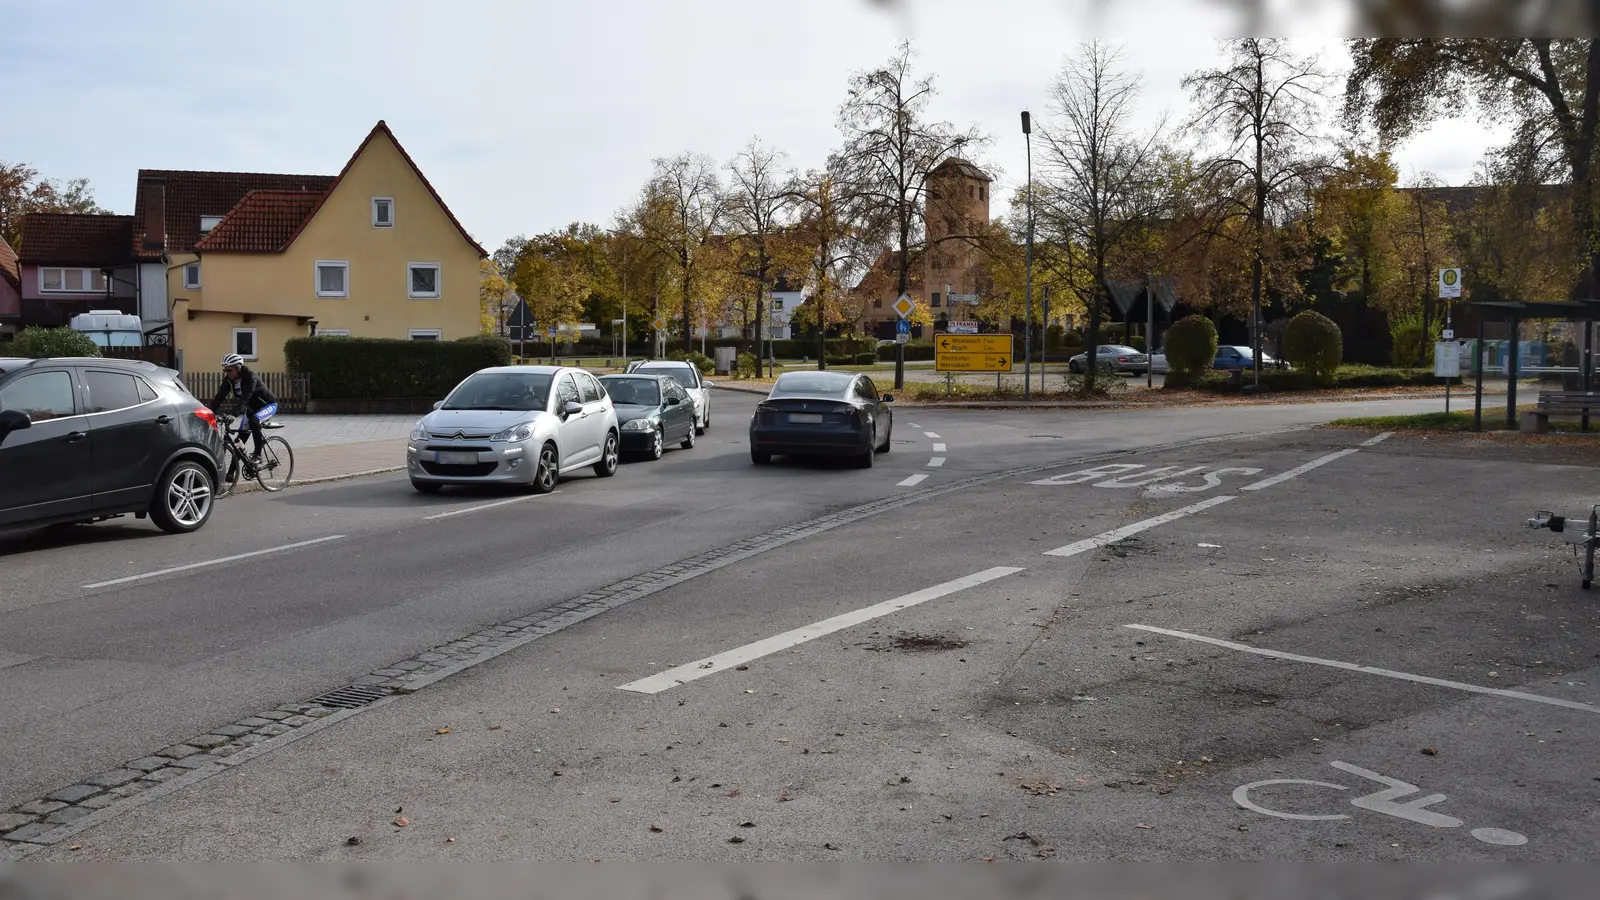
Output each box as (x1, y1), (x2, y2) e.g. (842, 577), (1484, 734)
(0, 409), (31, 436)
(880, 394), (894, 403)
(667, 396), (681, 406)
(432, 400), (444, 410)
(564, 401), (584, 417)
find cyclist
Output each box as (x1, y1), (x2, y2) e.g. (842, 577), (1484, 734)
(213, 353), (278, 462)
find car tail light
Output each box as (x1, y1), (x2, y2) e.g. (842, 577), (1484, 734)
(193, 407), (217, 430)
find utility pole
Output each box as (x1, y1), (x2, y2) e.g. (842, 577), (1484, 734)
(1022, 110), (1034, 401)
(1145, 273), (1154, 390)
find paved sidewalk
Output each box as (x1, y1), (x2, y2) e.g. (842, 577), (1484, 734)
(272, 415), (418, 449)
(289, 438), (407, 484)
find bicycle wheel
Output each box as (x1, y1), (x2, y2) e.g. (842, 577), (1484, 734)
(253, 436), (294, 492)
(217, 443), (243, 498)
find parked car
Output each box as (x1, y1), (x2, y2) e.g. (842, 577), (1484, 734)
(1067, 345), (1149, 374)
(597, 373), (696, 460)
(1144, 350), (1169, 374)
(1213, 345), (1292, 371)
(0, 357), (224, 534)
(749, 370), (892, 468)
(631, 361), (711, 434)
(406, 366), (619, 494)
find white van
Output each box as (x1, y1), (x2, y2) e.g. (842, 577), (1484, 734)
(69, 310), (143, 349)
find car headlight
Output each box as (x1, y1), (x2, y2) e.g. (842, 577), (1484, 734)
(489, 423), (536, 442)
(410, 421), (429, 441)
(621, 418), (657, 432)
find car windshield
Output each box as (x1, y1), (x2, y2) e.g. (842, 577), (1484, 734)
(637, 363), (698, 388)
(771, 373), (853, 397)
(600, 377), (661, 406)
(1223, 346), (1254, 357)
(441, 372), (553, 411)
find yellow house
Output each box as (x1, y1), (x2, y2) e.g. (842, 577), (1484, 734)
(162, 121), (486, 371)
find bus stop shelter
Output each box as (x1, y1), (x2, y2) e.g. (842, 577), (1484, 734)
(1461, 299), (1600, 431)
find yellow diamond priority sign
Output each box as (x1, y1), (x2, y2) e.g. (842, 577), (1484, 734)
(651, 317), (666, 331)
(892, 293), (915, 319)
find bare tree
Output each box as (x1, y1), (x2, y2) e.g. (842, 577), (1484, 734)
(1036, 40), (1170, 390)
(643, 154), (724, 352)
(724, 139), (798, 360)
(794, 167), (878, 369)
(833, 40), (985, 388)
(1185, 38), (1331, 384)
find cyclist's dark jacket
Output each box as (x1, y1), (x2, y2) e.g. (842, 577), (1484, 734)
(211, 364), (277, 413)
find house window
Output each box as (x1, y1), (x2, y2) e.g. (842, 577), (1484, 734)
(968, 185), (975, 198)
(183, 263), (201, 289)
(372, 197), (395, 228)
(408, 329), (441, 340)
(872, 298), (882, 309)
(408, 262), (441, 299)
(316, 260), (349, 298)
(40, 267), (107, 293)
(772, 298), (784, 310)
(931, 292), (941, 308)
(199, 215), (225, 234)
(232, 327), (258, 361)
(979, 186), (986, 201)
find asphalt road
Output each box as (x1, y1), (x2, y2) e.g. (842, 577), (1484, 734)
(11, 387), (1595, 863)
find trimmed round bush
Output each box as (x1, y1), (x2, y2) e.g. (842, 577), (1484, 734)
(1283, 310), (1343, 385)
(668, 349), (714, 374)
(1161, 315), (1217, 387)
(9, 326), (101, 359)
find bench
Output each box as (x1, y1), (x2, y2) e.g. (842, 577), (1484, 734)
(1522, 391), (1600, 432)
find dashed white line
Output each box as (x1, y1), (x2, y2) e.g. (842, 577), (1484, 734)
(1361, 431), (1396, 446)
(932, 442), (947, 453)
(1240, 449), (1360, 491)
(616, 566), (1025, 694)
(898, 474), (929, 487)
(1043, 496), (1236, 557)
(928, 457), (946, 468)
(1125, 624), (1599, 714)
(423, 491), (559, 520)
(924, 431), (941, 439)
(82, 535), (348, 589)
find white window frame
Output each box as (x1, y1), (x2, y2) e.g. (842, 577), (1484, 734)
(372, 197), (395, 228)
(199, 215), (225, 235)
(232, 327), (258, 361)
(315, 260), (349, 298)
(407, 262), (441, 300)
(408, 329), (442, 340)
(39, 267), (106, 294)
(182, 263), (201, 289)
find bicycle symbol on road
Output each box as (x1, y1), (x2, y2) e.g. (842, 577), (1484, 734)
(1233, 760), (1527, 846)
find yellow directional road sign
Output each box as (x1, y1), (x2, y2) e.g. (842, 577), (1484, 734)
(935, 332), (1013, 372)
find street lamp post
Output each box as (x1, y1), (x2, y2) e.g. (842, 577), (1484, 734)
(1022, 110), (1034, 400)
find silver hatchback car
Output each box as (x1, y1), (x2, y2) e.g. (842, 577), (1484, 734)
(406, 366), (620, 494)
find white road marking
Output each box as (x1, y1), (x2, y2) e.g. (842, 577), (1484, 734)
(423, 491), (558, 520)
(898, 474), (929, 487)
(1043, 496), (1236, 557)
(1361, 432), (1396, 446)
(1125, 624), (1600, 714)
(1240, 449), (1360, 491)
(908, 423), (922, 428)
(82, 535), (347, 589)
(928, 457), (946, 468)
(924, 431), (941, 439)
(932, 443), (947, 453)
(616, 566), (1024, 694)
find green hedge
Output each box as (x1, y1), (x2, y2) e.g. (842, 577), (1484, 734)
(1181, 365), (1436, 393)
(7, 326), (101, 358)
(1284, 310), (1343, 385)
(286, 335), (512, 399)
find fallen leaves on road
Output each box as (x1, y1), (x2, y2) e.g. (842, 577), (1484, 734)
(1421, 747), (1438, 755)
(1020, 781), (1060, 796)
(824, 842), (841, 851)
(69, 845), (82, 851)
(445, 837), (456, 843)
(649, 825), (663, 833)
(394, 817), (410, 828)
(346, 837), (361, 846)
(726, 790), (741, 798)
(550, 708), (561, 713)
(436, 727), (452, 735)
(728, 836), (746, 844)
(739, 821), (756, 828)
(1135, 823), (1154, 830)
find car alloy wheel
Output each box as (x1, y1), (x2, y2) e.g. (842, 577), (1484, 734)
(152, 460), (214, 534)
(681, 423), (696, 450)
(532, 443), (559, 494)
(594, 432), (620, 477)
(649, 427), (664, 460)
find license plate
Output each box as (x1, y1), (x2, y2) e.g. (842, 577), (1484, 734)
(787, 413), (824, 424)
(433, 451), (479, 465)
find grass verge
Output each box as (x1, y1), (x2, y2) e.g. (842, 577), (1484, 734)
(1327, 405), (1598, 433)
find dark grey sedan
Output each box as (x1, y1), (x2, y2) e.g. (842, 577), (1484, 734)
(597, 374), (696, 460)
(749, 370), (893, 468)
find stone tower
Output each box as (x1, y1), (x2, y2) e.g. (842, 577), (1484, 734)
(923, 158), (992, 323)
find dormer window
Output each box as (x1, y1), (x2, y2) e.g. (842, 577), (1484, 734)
(199, 215), (224, 234)
(372, 197), (395, 228)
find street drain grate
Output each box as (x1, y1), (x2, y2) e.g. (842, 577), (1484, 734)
(308, 684), (392, 709)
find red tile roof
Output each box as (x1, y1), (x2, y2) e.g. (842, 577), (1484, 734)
(0, 235), (19, 291)
(192, 191), (323, 252)
(134, 170), (335, 259)
(17, 214), (137, 266)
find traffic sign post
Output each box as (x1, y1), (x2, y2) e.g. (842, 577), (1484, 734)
(935, 333), (1013, 372)
(1439, 268), (1462, 299)
(892, 293), (914, 388)
(894, 319), (910, 344)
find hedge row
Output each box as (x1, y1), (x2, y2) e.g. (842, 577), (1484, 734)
(1184, 365), (1436, 393)
(285, 335), (512, 399)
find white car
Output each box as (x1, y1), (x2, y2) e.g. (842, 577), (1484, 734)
(631, 361), (711, 434)
(406, 366), (619, 494)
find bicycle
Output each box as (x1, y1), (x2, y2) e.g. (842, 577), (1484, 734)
(215, 409), (294, 496)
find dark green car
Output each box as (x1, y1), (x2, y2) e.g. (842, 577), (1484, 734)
(597, 374), (697, 461)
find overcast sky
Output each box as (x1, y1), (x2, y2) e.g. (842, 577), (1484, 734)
(3, 0), (1504, 253)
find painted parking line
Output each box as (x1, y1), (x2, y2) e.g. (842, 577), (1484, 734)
(924, 432), (941, 439)
(1043, 496), (1236, 557)
(423, 491), (559, 520)
(928, 457), (946, 468)
(82, 535), (347, 589)
(898, 474), (929, 487)
(1240, 449), (1360, 492)
(616, 566), (1025, 694)
(1126, 624), (1599, 714)
(1361, 431), (1396, 446)
(932, 443), (947, 453)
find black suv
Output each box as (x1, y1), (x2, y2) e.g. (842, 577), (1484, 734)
(0, 357), (225, 534)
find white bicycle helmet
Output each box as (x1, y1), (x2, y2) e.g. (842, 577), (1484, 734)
(221, 353), (245, 368)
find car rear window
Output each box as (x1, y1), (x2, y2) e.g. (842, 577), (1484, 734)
(771, 373), (853, 397)
(638, 363), (699, 389)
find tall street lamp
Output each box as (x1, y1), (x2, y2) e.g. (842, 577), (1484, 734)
(1022, 110), (1034, 400)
